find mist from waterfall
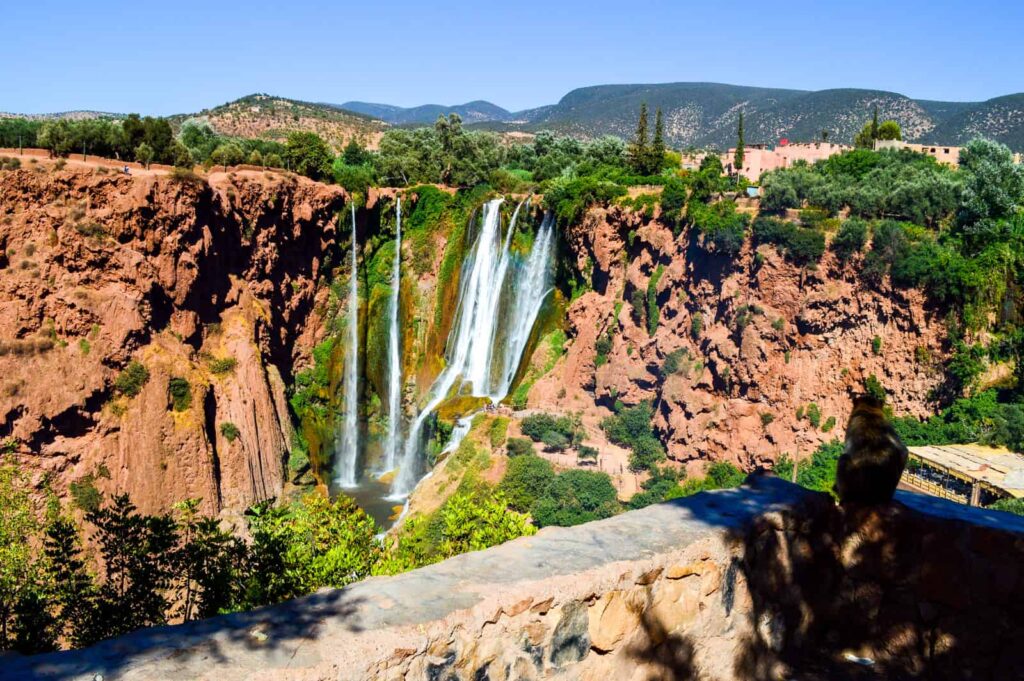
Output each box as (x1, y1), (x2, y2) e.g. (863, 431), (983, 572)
(382, 198), (403, 473)
(391, 198), (556, 497)
(335, 204), (360, 488)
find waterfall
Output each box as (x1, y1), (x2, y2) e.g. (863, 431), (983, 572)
(496, 211), (556, 398)
(382, 198), (403, 473)
(391, 199), (556, 497)
(335, 204), (360, 488)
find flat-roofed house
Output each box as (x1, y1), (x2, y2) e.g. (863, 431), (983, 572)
(903, 443), (1024, 506)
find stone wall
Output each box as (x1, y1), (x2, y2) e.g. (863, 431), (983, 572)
(5, 477), (1024, 681)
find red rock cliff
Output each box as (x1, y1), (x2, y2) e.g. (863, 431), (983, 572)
(0, 166), (347, 516)
(530, 205), (948, 471)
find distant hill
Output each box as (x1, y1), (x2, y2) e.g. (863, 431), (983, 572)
(507, 82), (1024, 150)
(167, 94), (387, 149)
(0, 110), (123, 121)
(338, 100), (513, 125)
(9, 83), (1024, 152)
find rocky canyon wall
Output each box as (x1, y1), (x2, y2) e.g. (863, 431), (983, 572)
(530, 204), (948, 471)
(0, 165), (349, 516)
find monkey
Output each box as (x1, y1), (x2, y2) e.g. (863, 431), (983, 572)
(834, 394), (908, 505)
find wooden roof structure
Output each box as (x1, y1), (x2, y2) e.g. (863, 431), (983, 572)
(908, 444), (1024, 499)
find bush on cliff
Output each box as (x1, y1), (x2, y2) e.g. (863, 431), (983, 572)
(600, 402), (666, 471)
(530, 469), (619, 528)
(114, 360), (150, 397)
(499, 455), (555, 512)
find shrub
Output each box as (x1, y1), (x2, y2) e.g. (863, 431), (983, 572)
(832, 218), (868, 259)
(752, 216), (826, 266)
(540, 430), (570, 451)
(577, 445), (599, 461)
(220, 422), (240, 442)
(600, 403), (665, 471)
(168, 377), (192, 412)
(499, 455), (555, 512)
(506, 437), (534, 457)
(760, 412), (775, 428)
(531, 469), (619, 528)
(871, 336), (883, 356)
(207, 356), (238, 375)
(864, 374), (886, 402)
(821, 416), (837, 433)
(114, 360), (149, 397)
(70, 474), (102, 512)
(661, 348), (688, 376)
(488, 417), (509, 448)
(805, 403), (822, 429)
(688, 200), (749, 256)
(594, 332), (612, 366)
(520, 413), (559, 441)
(690, 312), (703, 339)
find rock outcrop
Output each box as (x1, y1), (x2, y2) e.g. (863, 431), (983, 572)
(0, 165), (348, 515)
(531, 205), (948, 471)
(7, 477), (1023, 680)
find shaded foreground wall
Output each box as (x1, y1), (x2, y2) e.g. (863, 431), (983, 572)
(6, 476), (1024, 681)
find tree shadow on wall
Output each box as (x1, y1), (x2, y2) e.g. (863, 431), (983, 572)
(624, 474), (1024, 681)
(1, 589), (367, 681)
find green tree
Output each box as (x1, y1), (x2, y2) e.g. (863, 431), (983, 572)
(285, 131), (333, 180)
(649, 107), (666, 174)
(43, 517), (97, 648)
(734, 111), (745, 175)
(0, 462), (44, 650)
(210, 143), (243, 172)
(499, 454), (555, 512)
(135, 142), (154, 169)
(877, 120), (902, 141)
(172, 499), (244, 621)
(86, 494), (179, 640)
(627, 103), (651, 175)
(531, 470), (619, 527)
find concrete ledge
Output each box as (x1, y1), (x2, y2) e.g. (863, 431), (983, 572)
(5, 477), (1024, 681)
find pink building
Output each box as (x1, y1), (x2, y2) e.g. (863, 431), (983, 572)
(720, 141), (852, 182)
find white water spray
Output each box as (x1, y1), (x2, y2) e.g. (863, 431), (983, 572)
(335, 204), (360, 487)
(382, 198), (403, 473)
(391, 199), (556, 497)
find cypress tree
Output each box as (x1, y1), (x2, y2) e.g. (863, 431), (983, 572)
(870, 105), (879, 141)
(650, 108), (666, 175)
(627, 103), (650, 174)
(43, 517), (97, 648)
(734, 111), (745, 176)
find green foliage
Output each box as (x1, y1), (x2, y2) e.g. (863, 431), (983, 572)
(114, 360), (150, 397)
(207, 356), (237, 375)
(544, 175), (628, 225)
(691, 312), (703, 339)
(822, 416), (837, 433)
(871, 336), (883, 356)
(499, 455), (556, 512)
(531, 470), (619, 528)
(893, 390), (1024, 454)
(646, 265), (665, 335)
(688, 200), (749, 256)
(988, 497), (1024, 516)
(69, 474), (102, 513)
(506, 437), (534, 457)
(804, 403), (822, 429)
(752, 216), (826, 266)
(774, 441), (844, 495)
(219, 422), (240, 442)
(864, 374), (886, 402)
(594, 330), (613, 367)
(285, 131), (333, 180)
(600, 403), (665, 471)
(832, 218), (868, 259)
(168, 377), (192, 412)
(670, 461), (746, 499)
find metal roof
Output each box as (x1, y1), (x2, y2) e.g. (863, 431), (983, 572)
(908, 444), (1024, 498)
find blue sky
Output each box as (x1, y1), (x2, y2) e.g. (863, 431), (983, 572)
(3, 0), (1021, 115)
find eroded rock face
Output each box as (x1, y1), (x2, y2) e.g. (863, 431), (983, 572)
(0, 167), (346, 515)
(532, 204), (947, 470)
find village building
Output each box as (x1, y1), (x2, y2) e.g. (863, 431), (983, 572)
(874, 139), (962, 165)
(718, 140), (852, 181)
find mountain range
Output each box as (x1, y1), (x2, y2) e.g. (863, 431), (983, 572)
(9, 83), (1024, 151)
(340, 82), (1024, 150)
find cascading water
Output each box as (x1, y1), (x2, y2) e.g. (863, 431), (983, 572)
(495, 211), (556, 398)
(382, 198), (403, 473)
(335, 204), (360, 487)
(391, 198), (556, 497)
